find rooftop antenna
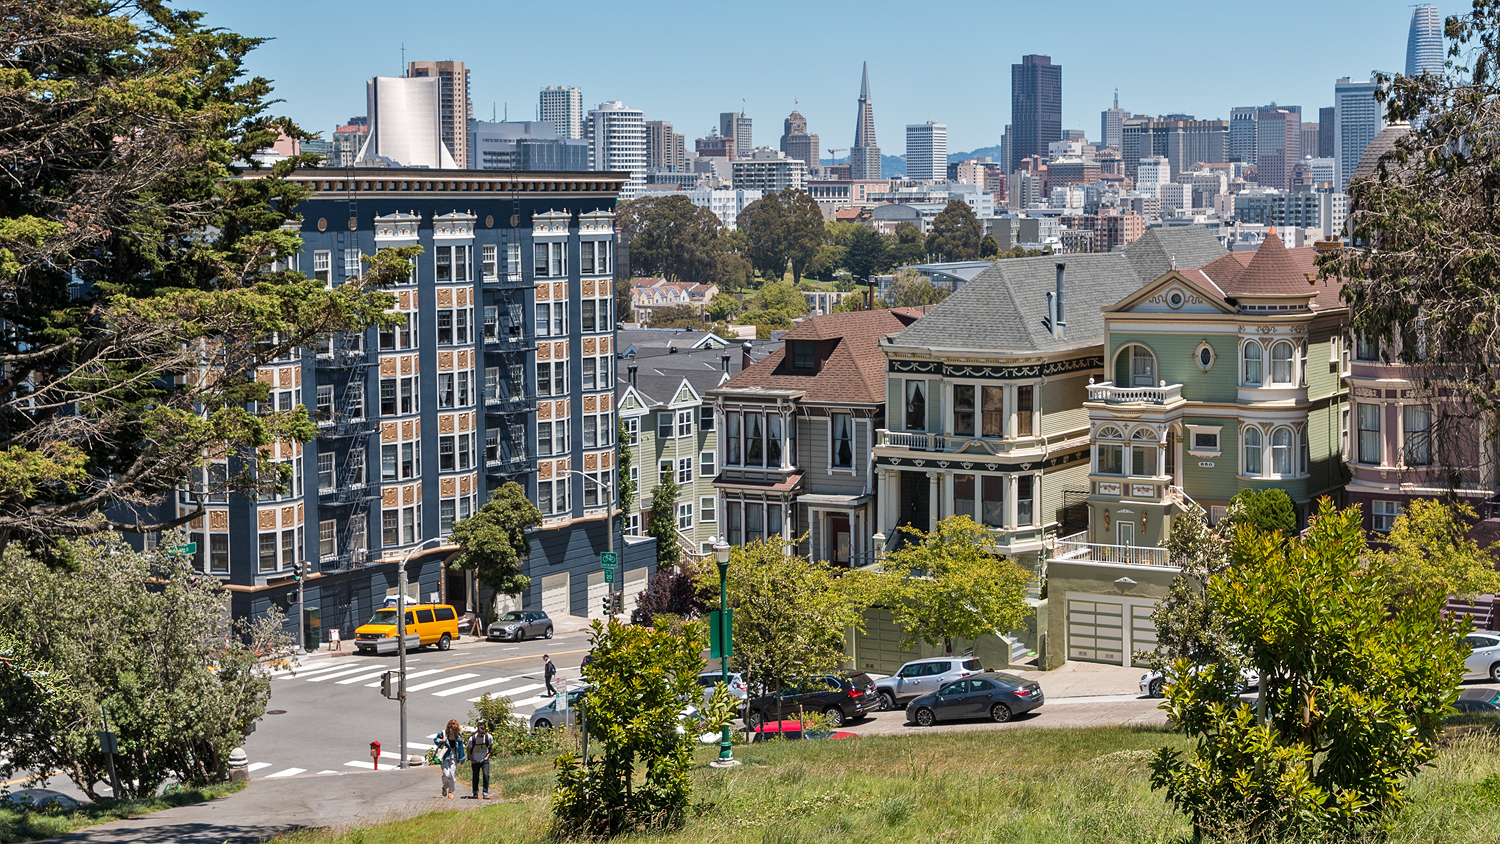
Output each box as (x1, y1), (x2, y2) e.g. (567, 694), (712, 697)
(400, 44), (405, 75)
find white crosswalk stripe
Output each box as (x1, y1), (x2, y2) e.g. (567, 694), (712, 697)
(246, 762), (273, 773)
(334, 669), (402, 685)
(343, 760), (376, 770)
(274, 663), (358, 680)
(362, 668), (441, 687)
(510, 694), (550, 709)
(404, 673), (480, 692)
(406, 742), (432, 751)
(306, 665), (388, 683)
(432, 675), (518, 697)
(264, 767), (305, 778)
(468, 682), (543, 703)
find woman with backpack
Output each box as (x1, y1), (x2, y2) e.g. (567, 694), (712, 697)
(434, 719), (465, 798)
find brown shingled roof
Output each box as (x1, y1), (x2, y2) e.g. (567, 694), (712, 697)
(1197, 230), (1344, 310)
(717, 309), (919, 405)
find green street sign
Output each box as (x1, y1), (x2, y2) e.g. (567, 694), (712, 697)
(600, 551), (617, 569)
(709, 609), (733, 659)
(165, 542), (197, 556)
(603, 567), (616, 584)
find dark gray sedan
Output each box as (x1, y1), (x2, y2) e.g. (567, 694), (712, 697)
(487, 610), (553, 642)
(906, 672), (1043, 726)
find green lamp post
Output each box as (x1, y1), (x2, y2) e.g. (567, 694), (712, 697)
(709, 535), (740, 768)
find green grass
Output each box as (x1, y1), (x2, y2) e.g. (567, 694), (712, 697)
(0, 780), (245, 844)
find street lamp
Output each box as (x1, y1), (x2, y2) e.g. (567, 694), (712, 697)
(396, 536), (444, 769)
(710, 535), (739, 768)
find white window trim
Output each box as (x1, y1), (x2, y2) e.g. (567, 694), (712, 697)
(827, 413), (858, 474)
(1184, 424), (1223, 458)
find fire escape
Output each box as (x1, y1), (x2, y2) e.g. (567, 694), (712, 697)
(315, 331), (378, 571)
(483, 248), (535, 483)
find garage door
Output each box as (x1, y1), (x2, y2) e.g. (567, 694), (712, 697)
(541, 572), (570, 617)
(587, 571), (607, 621)
(1067, 598), (1124, 664)
(1131, 605), (1157, 667)
(622, 567), (648, 614)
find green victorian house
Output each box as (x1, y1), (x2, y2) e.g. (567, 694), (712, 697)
(1046, 229), (1348, 667)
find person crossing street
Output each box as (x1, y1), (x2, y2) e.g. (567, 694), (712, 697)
(543, 654), (557, 696)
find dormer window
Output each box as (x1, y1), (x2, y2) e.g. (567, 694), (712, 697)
(791, 341), (816, 370)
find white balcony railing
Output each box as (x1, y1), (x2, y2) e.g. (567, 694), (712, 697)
(1086, 380), (1183, 405)
(1050, 529), (1172, 568)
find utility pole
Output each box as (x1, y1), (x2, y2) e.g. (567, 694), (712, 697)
(296, 560), (306, 654)
(397, 562), (408, 767)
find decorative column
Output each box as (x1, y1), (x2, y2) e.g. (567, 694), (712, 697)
(927, 471), (941, 530)
(1004, 384), (1017, 439)
(1006, 474), (1019, 529)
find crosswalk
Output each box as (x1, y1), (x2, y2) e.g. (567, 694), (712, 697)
(274, 658), (572, 704)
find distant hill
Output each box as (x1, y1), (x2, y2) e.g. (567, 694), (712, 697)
(949, 145), (1002, 163)
(819, 145), (1002, 179)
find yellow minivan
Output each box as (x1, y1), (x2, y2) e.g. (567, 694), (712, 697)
(354, 604), (461, 655)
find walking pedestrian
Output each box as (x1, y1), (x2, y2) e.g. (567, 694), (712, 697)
(543, 654), (557, 696)
(434, 719), (464, 798)
(467, 723), (493, 799)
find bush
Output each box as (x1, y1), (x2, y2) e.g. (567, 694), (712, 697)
(467, 693), (577, 758)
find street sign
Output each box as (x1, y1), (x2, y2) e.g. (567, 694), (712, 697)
(165, 542), (197, 556)
(603, 567), (616, 584)
(98, 730), (118, 755)
(600, 551), (617, 569)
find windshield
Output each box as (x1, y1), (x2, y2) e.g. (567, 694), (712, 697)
(500, 612), (524, 622)
(368, 609), (398, 626)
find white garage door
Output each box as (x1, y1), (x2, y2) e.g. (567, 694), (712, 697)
(1131, 605), (1157, 667)
(622, 567), (648, 615)
(587, 571), (608, 621)
(1067, 598), (1124, 665)
(541, 572), (570, 617)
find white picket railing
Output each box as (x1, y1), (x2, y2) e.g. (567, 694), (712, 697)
(1086, 380), (1183, 405)
(1051, 530), (1171, 568)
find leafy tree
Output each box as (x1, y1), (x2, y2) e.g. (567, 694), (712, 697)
(806, 243), (847, 279)
(880, 516), (1032, 654)
(1150, 499), (1468, 841)
(0, 533), (291, 799)
(979, 234), (1001, 258)
(824, 221), (864, 247)
(888, 222), (928, 266)
(552, 618), (713, 835)
(617, 419), (636, 518)
(0, 0), (404, 558)
(741, 278), (809, 332)
(1138, 504), (1240, 682)
(634, 560), (711, 625)
(1226, 488), (1297, 536)
(449, 482), (542, 596)
(645, 303), (705, 330)
(615, 195), (734, 286)
(924, 200), (982, 261)
(1376, 498), (1500, 601)
(737, 189), (826, 282)
(888, 268), (950, 308)
(704, 296), (740, 323)
(615, 277), (634, 323)
(647, 469), (681, 570)
(844, 225), (890, 282)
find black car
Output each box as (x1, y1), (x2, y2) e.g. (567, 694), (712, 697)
(744, 671), (878, 728)
(1454, 689), (1500, 713)
(906, 671), (1044, 726)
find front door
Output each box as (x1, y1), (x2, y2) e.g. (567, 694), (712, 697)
(1117, 521), (1135, 546)
(899, 471), (930, 535)
(830, 515), (851, 566)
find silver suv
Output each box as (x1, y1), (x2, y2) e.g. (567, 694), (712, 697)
(874, 657), (983, 711)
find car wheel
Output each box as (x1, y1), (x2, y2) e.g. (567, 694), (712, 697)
(437, 633), (451, 651)
(544, 626), (554, 640)
(1149, 678), (1163, 698)
(822, 706), (845, 727)
(877, 691), (896, 712)
(747, 711), (765, 730)
(1491, 662), (1500, 683)
(534, 719), (551, 731)
(513, 630), (524, 643)
(990, 702), (1012, 723)
(913, 707), (935, 727)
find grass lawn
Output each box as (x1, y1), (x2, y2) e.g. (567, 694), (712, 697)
(0, 780), (245, 844)
(270, 719), (1500, 844)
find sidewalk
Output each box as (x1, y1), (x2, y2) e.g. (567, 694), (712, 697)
(45, 768), (483, 844)
(1007, 660), (1146, 698)
(289, 613), (603, 668)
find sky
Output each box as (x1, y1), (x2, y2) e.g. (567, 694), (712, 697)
(185, 0), (1457, 156)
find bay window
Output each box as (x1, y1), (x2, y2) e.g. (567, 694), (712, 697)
(953, 385), (975, 436)
(1243, 426), (1263, 476)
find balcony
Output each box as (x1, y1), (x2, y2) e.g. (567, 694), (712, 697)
(1085, 380), (1183, 406)
(1049, 530), (1173, 568)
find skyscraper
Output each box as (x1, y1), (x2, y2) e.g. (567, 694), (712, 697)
(1335, 77), (1387, 191)
(1100, 90), (1126, 151)
(720, 112), (752, 161)
(586, 101), (646, 199)
(407, 60), (470, 170)
(849, 62), (882, 181)
(1406, 5), (1444, 76)
(779, 111), (820, 170)
(1318, 106), (1335, 158)
(1010, 55), (1062, 173)
(1229, 106), (1258, 163)
(539, 87), (584, 140)
(905, 122), (948, 182)
(357, 76), (459, 169)
(644, 120), (685, 171)
(1255, 107), (1299, 191)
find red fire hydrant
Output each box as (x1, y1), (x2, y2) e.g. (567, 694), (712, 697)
(370, 740), (381, 770)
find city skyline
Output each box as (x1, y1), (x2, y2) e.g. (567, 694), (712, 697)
(188, 0), (1452, 155)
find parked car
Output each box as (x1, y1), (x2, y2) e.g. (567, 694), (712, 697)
(1454, 689), (1500, 713)
(1463, 632), (1500, 682)
(488, 610), (553, 642)
(530, 687), (588, 731)
(874, 657), (983, 711)
(744, 671), (879, 728)
(696, 670), (749, 703)
(353, 604), (460, 654)
(906, 672), (1044, 726)
(1139, 663), (1260, 698)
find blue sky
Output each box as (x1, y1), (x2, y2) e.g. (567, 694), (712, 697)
(188, 0), (1456, 155)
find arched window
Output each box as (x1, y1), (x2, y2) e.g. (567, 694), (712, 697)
(1270, 427), (1294, 475)
(1130, 428), (1156, 476)
(1096, 426), (1123, 475)
(1243, 426), (1263, 476)
(1243, 342), (1262, 386)
(1270, 341), (1294, 385)
(1298, 426), (1309, 475)
(1115, 344), (1157, 387)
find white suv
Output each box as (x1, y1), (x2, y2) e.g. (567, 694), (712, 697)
(874, 657), (983, 711)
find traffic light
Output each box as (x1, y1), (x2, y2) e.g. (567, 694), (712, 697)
(602, 593), (612, 616)
(380, 671), (396, 699)
(293, 560), (305, 582)
(611, 593), (624, 614)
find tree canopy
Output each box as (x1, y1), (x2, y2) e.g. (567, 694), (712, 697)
(888, 268), (950, 308)
(737, 189), (826, 283)
(615, 195), (738, 287)
(449, 482), (542, 596)
(844, 225), (891, 281)
(646, 469), (681, 570)
(1226, 488), (1297, 536)
(645, 304), (705, 330)
(0, 0), (403, 558)
(1375, 498), (1500, 601)
(924, 200), (982, 261)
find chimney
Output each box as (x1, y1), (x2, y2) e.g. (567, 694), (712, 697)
(627, 364), (638, 387)
(1052, 263), (1067, 340)
(741, 340), (754, 372)
(721, 353), (731, 373)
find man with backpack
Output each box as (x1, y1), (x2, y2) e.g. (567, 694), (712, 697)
(468, 723), (493, 799)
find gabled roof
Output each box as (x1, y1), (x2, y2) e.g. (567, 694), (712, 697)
(715, 309), (921, 406)
(887, 226), (1227, 354)
(1194, 229), (1343, 310)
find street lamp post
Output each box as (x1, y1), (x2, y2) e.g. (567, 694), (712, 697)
(710, 535), (739, 768)
(397, 536), (444, 769)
